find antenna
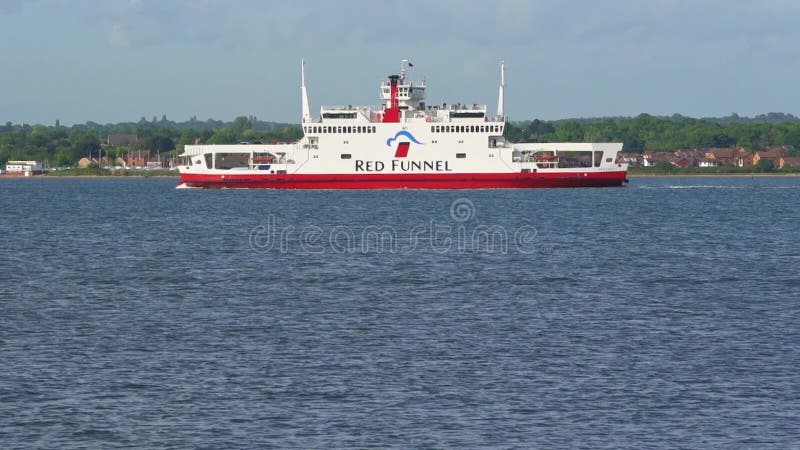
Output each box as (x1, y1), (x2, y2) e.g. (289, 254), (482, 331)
(400, 59), (413, 80)
(497, 58), (505, 118)
(301, 59), (311, 122)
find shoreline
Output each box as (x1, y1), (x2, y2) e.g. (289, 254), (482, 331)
(628, 173), (800, 178)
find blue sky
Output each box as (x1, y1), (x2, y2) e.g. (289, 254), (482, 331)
(2, 0), (800, 125)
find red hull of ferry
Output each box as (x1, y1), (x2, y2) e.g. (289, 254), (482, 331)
(179, 171), (628, 189)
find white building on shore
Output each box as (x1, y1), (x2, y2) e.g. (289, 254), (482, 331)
(5, 160), (43, 176)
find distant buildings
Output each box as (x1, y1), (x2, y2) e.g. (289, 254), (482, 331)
(126, 150), (149, 168)
(76, 148), (170, 169)
(779, 157), (800, 169)
(4, 160), (43, 176)
(623, 145), (797, 170)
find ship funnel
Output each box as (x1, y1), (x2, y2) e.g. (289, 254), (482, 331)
(383, 74), (401, 123)
(301, 59), (311, 122)
(497, 58), (505, 118)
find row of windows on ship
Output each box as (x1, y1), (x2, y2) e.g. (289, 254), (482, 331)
(432, 124), (503, 134)
(302, 124), (504, 135)
(304, 125), (378, 134)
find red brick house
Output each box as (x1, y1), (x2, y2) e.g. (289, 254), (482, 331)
(126, 151), (150, 168)
(705, 147), (748, 166)
(779, 157), (800, 169)
(751, 150), (787, 168)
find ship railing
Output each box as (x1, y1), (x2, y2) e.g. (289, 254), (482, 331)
(250, 157), (294, 165)
(321, 105), (370, 111)
(433, 103), (486, 111)
(380, 80), (426, 88)
(321, 106), (374, 119)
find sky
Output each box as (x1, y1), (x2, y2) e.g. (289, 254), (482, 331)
(2, 0), (800, 125)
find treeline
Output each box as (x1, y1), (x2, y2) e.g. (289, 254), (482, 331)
(504, 113), (800, 153)
(0, 116), (301, 166)
(4, 113), (800, 166)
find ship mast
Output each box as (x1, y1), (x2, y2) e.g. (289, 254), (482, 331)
(301, 59), (311, 122)
(400, 59), (413, 82)
(497, 58), (505, 118)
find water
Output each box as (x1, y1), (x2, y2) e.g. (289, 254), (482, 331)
(1, 176), (799, 448)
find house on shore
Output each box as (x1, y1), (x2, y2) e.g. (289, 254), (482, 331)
(126, 150), (150, 168)
(751, 149), (788, 168)
(779, 157), (800, 169)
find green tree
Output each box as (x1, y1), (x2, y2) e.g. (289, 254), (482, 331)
(654, 161), (674, 172)
(70, 131), (100, 159)
(754, 158), (774, 172)
(231, 116), (253, 136)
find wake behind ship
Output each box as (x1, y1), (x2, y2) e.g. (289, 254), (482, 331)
(177, 60), (628, 189)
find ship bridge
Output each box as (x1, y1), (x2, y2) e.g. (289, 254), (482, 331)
(302, 59), (502, 128)
(376, 58), (426, 113)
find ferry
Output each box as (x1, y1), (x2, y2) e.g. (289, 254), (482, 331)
(177, 60), (628, 189)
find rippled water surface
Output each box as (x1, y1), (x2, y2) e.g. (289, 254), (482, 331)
(1, 176), (799, 448)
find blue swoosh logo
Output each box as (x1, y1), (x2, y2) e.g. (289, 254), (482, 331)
(386, 130), (424, 147)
